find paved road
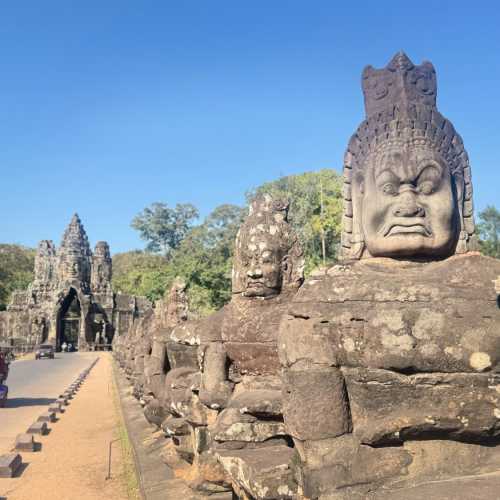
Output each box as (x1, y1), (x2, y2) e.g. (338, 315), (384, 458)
(0, 352), (97, 454)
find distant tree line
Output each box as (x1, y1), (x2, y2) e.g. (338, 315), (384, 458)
(477, 205), (500, 259)
(114, 202), (245, 316)
(0, 244), (35, 310)
(1, 171), (499, 315)
(248, 169), (344, 273)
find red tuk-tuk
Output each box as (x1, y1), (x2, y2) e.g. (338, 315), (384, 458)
(0, 351), (9, 407)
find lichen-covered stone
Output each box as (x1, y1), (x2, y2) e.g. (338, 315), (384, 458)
(217, 445), (297, 500)
(212, 408), (286, 443)
(282, 368), (351, 441)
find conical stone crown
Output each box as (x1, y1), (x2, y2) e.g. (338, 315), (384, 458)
(58, 213), (92, 285)
(60, 214), (90, 250)
(361, 51), (437, 118)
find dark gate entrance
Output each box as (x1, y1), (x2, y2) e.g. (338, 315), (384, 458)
(58, 289), (81, 350)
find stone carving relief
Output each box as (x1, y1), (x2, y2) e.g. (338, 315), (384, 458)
(343, 52), (476, 260)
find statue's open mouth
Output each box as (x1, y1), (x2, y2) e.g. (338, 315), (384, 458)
(384, 224), (431, 237)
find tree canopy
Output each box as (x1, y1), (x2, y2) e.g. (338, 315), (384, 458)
(111, 250), (170, 303)
(115, 169), (344, 315)
(114, 203), (245, 315)
(0, 244), (35, 310)
(477, 205), (500, 259)
(248, 169), (343, 273)
(131, 202), (199, 255)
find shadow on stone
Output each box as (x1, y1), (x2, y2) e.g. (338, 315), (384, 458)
(6, 398), (56, 408)
(12, 462), (29, 478)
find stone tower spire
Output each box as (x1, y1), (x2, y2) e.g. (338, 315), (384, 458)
(58, 213), (92, 286)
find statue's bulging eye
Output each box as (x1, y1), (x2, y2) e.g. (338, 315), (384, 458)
(418, 181), (435, 195)
(382, 183), (398, 195)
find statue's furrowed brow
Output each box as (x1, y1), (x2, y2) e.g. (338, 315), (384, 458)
(373, 150), (404, 179)
(414, 156), (443, 175)
(374, 167), (400, 184)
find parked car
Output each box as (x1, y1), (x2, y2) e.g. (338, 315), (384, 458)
(35, 344), (55, 360)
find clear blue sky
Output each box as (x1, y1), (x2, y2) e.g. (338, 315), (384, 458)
(1, 1), (499, 253)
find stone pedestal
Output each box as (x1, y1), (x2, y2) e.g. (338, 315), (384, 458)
(37, 411), (56, 423)
(27, 421), (48, 435)
(279, 254), (500, 498)
(15, 434), (37, 452)
(0, 453), (22, 478)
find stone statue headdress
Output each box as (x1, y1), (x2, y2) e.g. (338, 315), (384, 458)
(341, 52), (476, 260)
(232, 194), (304, 296)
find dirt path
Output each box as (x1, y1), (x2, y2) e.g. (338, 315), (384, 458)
(0, 353), (133, 500)
(0, 353), (95, 455)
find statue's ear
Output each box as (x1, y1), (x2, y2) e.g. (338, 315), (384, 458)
(281, 254), (290, 283)
(350, 170), (366, 259)
(354, 170), (365, 195)
(453, 171), (467, 254)
(281, 254), (289, 273)
(454, 172), (464, 210)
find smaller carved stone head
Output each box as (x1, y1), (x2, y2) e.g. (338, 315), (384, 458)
(165, 277), (189, 326)
(232, 194), (304, 297)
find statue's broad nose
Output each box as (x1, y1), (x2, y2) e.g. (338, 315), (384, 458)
(393, 204), (425, 217)
(393, 191), (425, 218)
(247, 268), (263, 278)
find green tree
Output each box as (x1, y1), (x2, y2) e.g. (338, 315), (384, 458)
(166, 204), (245, 315)
(125, 170), (343, 315)
(204, 204), (245, 252)
(112, 250), (170, 303)
(248, 169), (343, 273)
(0, 244), (35, 310)
(131, 202), (199, 256)
(121, 204), (245, 315)
(478, 205), (500, 258)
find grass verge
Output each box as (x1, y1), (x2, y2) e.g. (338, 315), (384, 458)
(110, 357), (141, 500)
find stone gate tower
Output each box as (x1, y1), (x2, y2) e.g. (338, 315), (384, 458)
(0, 214), (150, 350)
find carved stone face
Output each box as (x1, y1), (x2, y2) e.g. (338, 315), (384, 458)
(69, 260), (80, 278)
(241, 239), (282, 297)
(358, 140), (458, 258)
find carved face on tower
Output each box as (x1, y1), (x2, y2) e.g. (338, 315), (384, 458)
(232, 195), (304, 298)
(342, 52), (475, 260)
(358, 138), (458, 257)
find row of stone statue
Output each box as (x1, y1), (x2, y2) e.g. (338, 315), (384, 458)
(114, 52), (500, 500)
